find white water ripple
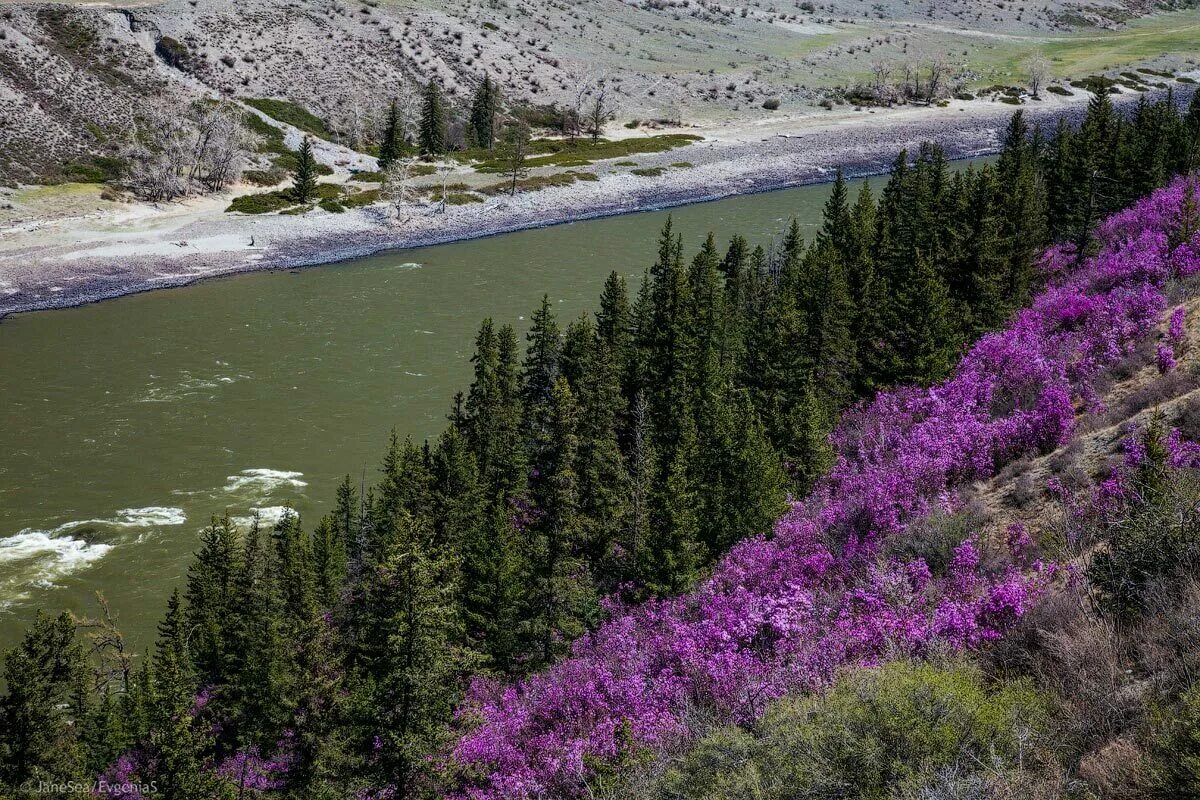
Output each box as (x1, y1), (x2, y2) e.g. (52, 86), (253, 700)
(223, 468), (308, 494)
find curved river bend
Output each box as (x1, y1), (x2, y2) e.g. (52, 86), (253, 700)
(0, 167), (982, 652)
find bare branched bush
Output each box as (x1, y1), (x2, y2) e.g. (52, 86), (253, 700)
(1024, 54), (1051, 99)
(121, 102), (249, 201)
(380, 156), (420, 214)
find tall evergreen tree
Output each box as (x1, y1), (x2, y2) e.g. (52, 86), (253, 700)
(378, 99), (404, 169)
(291, 136), (318, 203)
(468, 73), (500, 150)
(419, 80), (448, 155)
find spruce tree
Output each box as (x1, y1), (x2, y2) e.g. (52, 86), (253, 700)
(643, 417), (702, 596)
(378, 99), (403, 169)
(418, 80), (448, 155)
(369, 512), (476, 794)
(0, 612), (87, 790)
(291, 136), (318, 203)
(524, 377), (593, 665)
(184, 516), (240, 684)
(895, 252), (957, 385)
(468, 73), (500, 150)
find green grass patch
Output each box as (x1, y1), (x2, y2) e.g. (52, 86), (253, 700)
(615, 161), (638, 167)
(280, 205), (313, 216)
(226, 190), (296, 214)
(342, 189), (381, 208)
(319, 199), (346, 213)
(244, 98), (333, 140)
(1046, 84), (1074, 96)
(242, 169), (286, 187)
(1070, 75), (1120, 94)
(999, 96), (1023, 105)
(671, 162), (694, 169)
(446, 192), (484, 205)
(479, 172), (581, 196)
(631, 166), (667, 177)
(60, 156), (125, 184)
(467, 134), (702, 173)
(1179, 76), (1198, 84)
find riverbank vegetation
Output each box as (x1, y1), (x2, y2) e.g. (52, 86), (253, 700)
(2, 93), (1200, 799)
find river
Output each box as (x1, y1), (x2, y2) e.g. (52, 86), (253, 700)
(0, 171), (946, 653)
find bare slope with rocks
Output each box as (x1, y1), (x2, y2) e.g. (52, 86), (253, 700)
(3, 0), (1200, 183)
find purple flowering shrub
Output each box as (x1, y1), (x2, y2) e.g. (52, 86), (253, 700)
(448, 177), (1200, 799)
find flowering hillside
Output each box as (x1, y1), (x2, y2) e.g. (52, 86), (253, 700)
(449, 176), (1200, 799)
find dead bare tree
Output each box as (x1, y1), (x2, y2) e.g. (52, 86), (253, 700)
(502, 119), (531, 197)
(586, 80), (616, 142)
(121, 104), (192, 201)
(870, 58), (893, 104)
(926, 54), (948, 102)
(189, 103), (249, 193)
(381, 155), (420, 216)
(1025, 53), (1051, 98)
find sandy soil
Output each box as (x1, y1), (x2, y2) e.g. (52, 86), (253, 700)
(0, 87), (1192, 319)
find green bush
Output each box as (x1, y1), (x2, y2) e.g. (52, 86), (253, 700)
(242, 169), (286, 186)
(244, 98), (333, 139)
(446, 192), (483, 205)
(762, 97), (782, 110)
(342, 189), (381, 208)
(319, 199), (346, 213)
(465, 134), (702, 172)
(60, 155), (126, 183)
(1046, 85), (1074, 96)
(225, 190), (296, 214)
(631, 166), (666, 177)
(1149, 683), (1200, 796)
(1087, 428), (1200, 618)
(653, 661), (1047, 800)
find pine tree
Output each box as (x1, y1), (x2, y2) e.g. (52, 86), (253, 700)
(0, 612), (88, 790)
(419, 80), (448, 155)
(147, 590), (227, 799)
(368, 512), (476, 794)
(184, 516), (240, 684)
(643, 417), (702, 596)
(895, 251), (957, 385)
(379, 99), (403, 169)
(312, 514), (348, 609)
(468, 73), (500, 150)
(291, 136), (318, 203)
(524, 377), (594, 665)
(521, 295), (563, 448)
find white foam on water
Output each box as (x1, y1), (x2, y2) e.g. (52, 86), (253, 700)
(231, 506), (297, 529)
(110, 506), (188, 527)
(0, 507), (185, 609)
(224, 468), (308, 494)
(0, 529), (114, 605)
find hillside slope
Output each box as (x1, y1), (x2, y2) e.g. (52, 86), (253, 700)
(2, 0), (1199, 182)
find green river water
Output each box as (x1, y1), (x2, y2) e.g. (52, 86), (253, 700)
(0, 176), (899, 653)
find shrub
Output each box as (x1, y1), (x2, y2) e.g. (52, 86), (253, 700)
(243, 98), (333, 139)
(762, 97), (782, 110)
(341, 189), (381, 208)
(653, 661), (1047, 800)
(242, 169), (286, 187)
(1046, 85), (1074, 96)
(1087, 433), (1200, 617)
(631, 166), (666, 177)
(319, 199), (345, 213)
(446, 192), (483, 205)
(225, 190), (295, 214)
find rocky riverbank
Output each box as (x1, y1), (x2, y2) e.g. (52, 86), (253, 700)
(1, 87), (1193, 319)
